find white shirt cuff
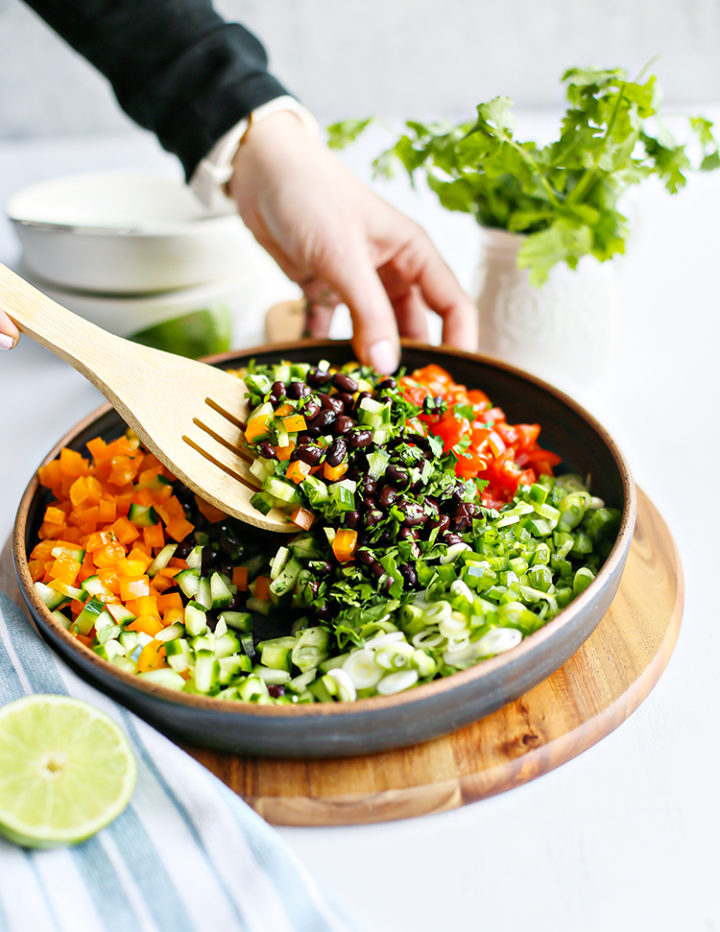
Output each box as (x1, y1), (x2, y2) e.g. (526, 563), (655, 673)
(189, 96), (318, 210)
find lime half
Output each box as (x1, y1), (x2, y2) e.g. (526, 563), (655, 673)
(0, 695), (137, 848)
(129, 306), (232, 358)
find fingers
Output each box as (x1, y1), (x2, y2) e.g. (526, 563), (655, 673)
(384, 231), (477, 349)
(319, 241), (400, 374)
(0, 311), (19, 350)
(387, 286), (430, 342)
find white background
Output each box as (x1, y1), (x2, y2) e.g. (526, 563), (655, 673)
(0, 3), (717, 930)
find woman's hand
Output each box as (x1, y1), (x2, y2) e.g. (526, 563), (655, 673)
(229, 111), (476, 373)
(0, 312), (19, 350)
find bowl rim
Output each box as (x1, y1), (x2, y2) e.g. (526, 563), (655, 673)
(13, 339), (637, 720)
(5, 171), (239, 239)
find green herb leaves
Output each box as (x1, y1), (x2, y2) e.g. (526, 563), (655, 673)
(327, 65), (719, 285)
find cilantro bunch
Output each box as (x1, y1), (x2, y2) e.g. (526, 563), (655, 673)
(328, 66), (720, 284)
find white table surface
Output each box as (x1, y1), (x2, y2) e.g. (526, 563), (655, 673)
(0, 123), (717, 932)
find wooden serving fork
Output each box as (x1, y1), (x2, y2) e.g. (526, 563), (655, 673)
(0, 264), (290, 533)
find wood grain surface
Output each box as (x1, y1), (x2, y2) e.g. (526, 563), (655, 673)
(2, 487), (682, 826)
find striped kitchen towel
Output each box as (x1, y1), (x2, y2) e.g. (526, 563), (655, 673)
(0, 593), (353, 932)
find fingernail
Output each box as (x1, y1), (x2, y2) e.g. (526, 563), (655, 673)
(368, 339), (398, 374)
(0, 334), (15, 351)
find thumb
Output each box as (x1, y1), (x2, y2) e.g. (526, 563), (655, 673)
(322, 245), (400, 374)
(0, 311), (19, 350)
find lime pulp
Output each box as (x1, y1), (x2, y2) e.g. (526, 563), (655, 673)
(0, 695), (137, 848)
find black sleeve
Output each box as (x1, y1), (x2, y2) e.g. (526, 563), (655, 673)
(23, 0), (289, 178)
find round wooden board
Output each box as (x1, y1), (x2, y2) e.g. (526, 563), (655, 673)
(1, 488), (682, 826)
(183, 487), (683, 825)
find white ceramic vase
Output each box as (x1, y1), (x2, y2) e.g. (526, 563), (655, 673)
(474, 228), (620, 391)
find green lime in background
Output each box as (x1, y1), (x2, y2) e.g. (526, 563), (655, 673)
(0, 695), (137, 848)
(130, 305), (232, 358)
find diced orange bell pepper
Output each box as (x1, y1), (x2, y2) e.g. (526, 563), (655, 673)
(194, 495), (227, 524)
(245, 414), (271, 443)
(274, 403), (294, 418)
(332, 528), (358, 563)
(93, 541), (127, 568)
(119, 576), (151, 601)
(286, 460), (311, 484)
(323, 462), (348, 482)
(275, 442), (295, 462)
(165, 518), (195, 542)
(253, 575), (271, 601)
(59, 448), (89, 478)
(282, 414), (307, 433)
(290, 506), (315, 530)
(233, 566), (248, 591)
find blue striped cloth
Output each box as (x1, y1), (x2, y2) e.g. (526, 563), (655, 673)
(0, 593), (352, 932)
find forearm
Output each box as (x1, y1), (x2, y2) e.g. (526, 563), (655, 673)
(23, 0), (287, 177)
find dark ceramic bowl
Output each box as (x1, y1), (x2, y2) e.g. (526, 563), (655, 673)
(14, 341), (636, 758)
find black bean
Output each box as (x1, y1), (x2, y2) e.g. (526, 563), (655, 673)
(288, 380), (311, 399)
(174, 539), (193, 559)
(228, 591), (244, 611)
(292, 445), (322, 466)
(296, 433), (312, 446)
(354, 390), (372, 408)
(271, 380), (286, 398)
(360, 475), (377, 497)
(424, 498), (440, 517)
(268, 393), (279, 406)
(378, 485), (398, 508)
(377, 531), (394, 548)
(308, 367), (332, 387)
(326, 437), (347, 467)
(407, 433), (431, 452)
(431, 514), (451, 535)
(307, 408), (336, 431)
(344, 510), (360, 529)
(268, 685), (285, 699)
(302, 399), (321, 421)
(386, 465), (409, 487)
(399, 501), (426, 526)
(454, 514), (472, 533)
(312, 560), (333, 576)
(364, 509), (384, 527)
(335, 414), (354, 435)
(333, 371), (358, 393)
(465, 502), (481, 517)
(314, 602), (332, 621)
(377, 377), (397, 391)
(399, 563), (418, 587)
(349, 429), (373, 450)
(444, 532), (465, 546)
(318, 394), (342, 415)
(219, 562), (233, 579)
(335, 392), (355, 412)
(257, 441), (276, 460)
(357, 549), (376, 568)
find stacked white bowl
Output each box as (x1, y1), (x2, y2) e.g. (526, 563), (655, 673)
(5, 172), (295, 356)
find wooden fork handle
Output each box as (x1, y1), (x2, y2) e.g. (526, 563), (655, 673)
(0, 263), (127, 381)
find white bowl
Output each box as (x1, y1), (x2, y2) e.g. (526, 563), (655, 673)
(6, 172), (259, 294)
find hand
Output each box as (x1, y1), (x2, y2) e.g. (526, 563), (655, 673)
(0, 312), (19, 350)
(229, 112), (477, 373)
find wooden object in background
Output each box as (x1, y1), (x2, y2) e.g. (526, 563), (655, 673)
(186, 488), (682, 825)
(265, 298), (307, 344)
(0, 263), (288, 532)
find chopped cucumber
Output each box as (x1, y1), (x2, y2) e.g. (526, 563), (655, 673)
(176, 568), (201, 598)
(209, 572), (233, 609)
(34, 582), (69, 611)
(184, 601), (208, 637)
(128, 503), (158, 526)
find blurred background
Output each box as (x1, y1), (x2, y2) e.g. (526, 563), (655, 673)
(1, 0), (719, 135)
